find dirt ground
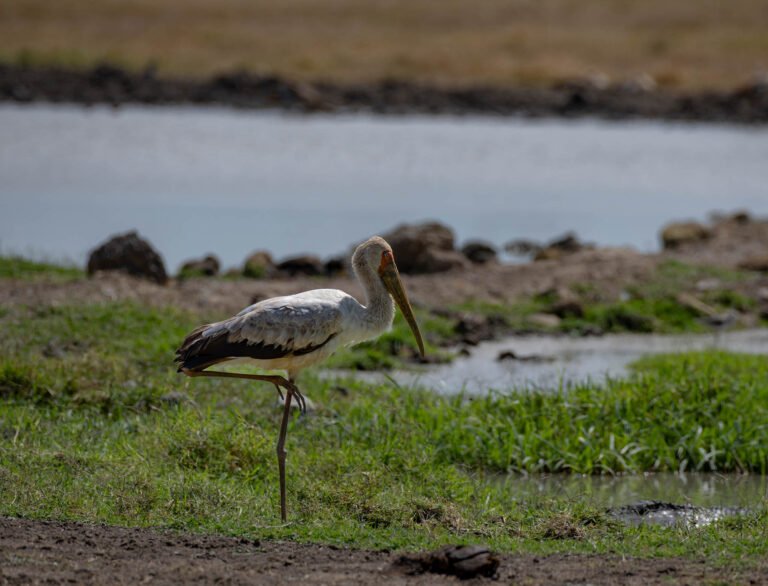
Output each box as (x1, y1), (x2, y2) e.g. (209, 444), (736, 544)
(0, 247), (659, 317)
(2, 517), (764, 586)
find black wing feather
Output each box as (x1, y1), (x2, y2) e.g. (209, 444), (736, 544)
(175, 325), (336, 372)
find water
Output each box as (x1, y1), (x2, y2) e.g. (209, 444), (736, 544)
(501, 472), (766, 509)
(500, 472), (766, 526)
(2, 104), (767, 270)
(357, 328), (768, 394)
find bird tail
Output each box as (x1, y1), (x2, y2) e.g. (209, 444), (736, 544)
(174, 324), (230, 373)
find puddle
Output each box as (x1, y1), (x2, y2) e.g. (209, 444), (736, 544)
(607, 500), (748, 527)
(499, 472), (766, 527)
(350, 329), (768, 394)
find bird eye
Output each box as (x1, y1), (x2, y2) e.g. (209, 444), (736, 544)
(378, 250), (394, 272)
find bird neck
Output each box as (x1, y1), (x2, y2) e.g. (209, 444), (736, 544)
(353, 259), (395, 331)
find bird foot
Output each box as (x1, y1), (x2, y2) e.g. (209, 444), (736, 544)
(287, 382), (308, 414)
(272, 380), (307, 414)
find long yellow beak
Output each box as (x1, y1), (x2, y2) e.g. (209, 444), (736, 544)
(379, 260), (425, 358)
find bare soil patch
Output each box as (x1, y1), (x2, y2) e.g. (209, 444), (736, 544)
(1, 517), (763, 585)
(0, 247), (657, 317)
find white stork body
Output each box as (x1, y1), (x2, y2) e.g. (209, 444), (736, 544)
(183, 287), (395, 377)
(175, 236), (424, 522)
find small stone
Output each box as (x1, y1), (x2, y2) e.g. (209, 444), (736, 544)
(461, 240), (497, 264)
(323, 256), (347, 276)
(660, 222), (712, 250)
(504, 238), (542, 257)
(393, 545), (500, 579)
(179, 254), (220, 277)
(276, 255), (324, 277)
(243, 251), (275, 279)
(527, 313), (562, 329)
(533, 232), (592, 261)
(738, 255), (768, 272)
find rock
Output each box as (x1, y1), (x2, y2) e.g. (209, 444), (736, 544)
(709, 210), (751, 225)
(537, 287), (584, 318)
(323, 256), (347, 277)
(738, 255), (768, 272)
(419, 248), (471, 273)
(527, 313), (562, 329)
(534, 232), (592, 261)
(461, 240), (497, 264)
(660, 222), (712, 249)
(393, 545), (499, 579)
(603, 307), (654, 332)
(504, 238), (542, 257)
(179, 254), (220, 277)
(548, 232), (583, 252)
(533, 247), (564, 261)
(276, 255), (324, 277)
(617, 73), (657, 93)
(729, 210), (752, 225)
(453, 313), (506, 345)
(243, 250), (275, 279)
(382, 222), (469, 274)
(86, 231), (167, 284)
(497, 350), (555, 362)
(550, 299), (584, 318)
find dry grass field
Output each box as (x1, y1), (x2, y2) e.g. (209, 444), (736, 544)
(2, 0), (767, 89)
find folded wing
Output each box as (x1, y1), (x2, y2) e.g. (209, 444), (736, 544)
(175, 292), (345, 372)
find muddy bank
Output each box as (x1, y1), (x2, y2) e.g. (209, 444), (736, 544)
(0, 247), (659, 317)
(2, 64), (767, 124)
(1, 517), (763, 585)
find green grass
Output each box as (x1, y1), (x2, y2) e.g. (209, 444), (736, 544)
(0, 255), (83, 280)
(1, 300), (767, 562)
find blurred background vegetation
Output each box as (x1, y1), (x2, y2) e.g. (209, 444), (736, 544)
(2, 0), (767, 89)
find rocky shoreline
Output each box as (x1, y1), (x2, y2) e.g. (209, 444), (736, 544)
(2, 63), (768, 124)
(3, 214), (768, 346)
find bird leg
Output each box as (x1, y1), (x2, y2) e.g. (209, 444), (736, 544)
(184, 369), (307, 520)
(185, 370), (307, 411)
(276, 384), (293, 522)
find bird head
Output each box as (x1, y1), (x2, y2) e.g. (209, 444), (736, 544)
(355, 236), (425, 358)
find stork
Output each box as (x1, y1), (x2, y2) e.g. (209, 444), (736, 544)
(175, 236), (425, 521)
